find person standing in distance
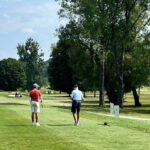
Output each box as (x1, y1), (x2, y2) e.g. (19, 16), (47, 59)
(29, 83), (43, 126)
(70, 84), (84, 126)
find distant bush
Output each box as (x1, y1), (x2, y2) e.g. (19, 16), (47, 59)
(0, 58), (26, 91)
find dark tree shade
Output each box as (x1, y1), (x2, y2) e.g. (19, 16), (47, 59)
(48, 40), (75, 93)
(0, 58), (26, 91)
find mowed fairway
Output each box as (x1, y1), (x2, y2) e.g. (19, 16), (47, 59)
(0, 90), (150, 150)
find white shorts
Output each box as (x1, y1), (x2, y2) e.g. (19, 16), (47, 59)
(31, 101), (40, 113)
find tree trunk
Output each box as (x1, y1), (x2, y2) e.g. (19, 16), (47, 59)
(99, 56), (105, 106)
(117, 74), (124, 107)
(132, 87), (142, 107)
(84, 91), (86, 98)
(94, 90), (96, 97)
(116, 54), (124, 107)
(138, 87), (141, 99)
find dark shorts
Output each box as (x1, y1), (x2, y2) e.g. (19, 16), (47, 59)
(71, 100), (81, 113)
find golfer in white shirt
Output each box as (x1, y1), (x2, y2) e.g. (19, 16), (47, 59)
(70, 84), (84, 126)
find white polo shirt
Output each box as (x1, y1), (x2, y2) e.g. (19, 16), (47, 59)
(70, 88), (84, 101)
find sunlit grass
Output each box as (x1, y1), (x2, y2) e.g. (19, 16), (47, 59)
(0, 87), (150, 150)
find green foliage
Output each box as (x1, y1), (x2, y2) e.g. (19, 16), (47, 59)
(42, 60), (49, 86)
(124, 34), (150, 91)
(0, 58), (26, 91)
(68, 41), (100, 91)
(48, 39), (74, 93)
(56, 0), (150, 105)
(17, 38), (44, 90)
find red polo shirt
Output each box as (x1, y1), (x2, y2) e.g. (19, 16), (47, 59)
(29, 88), (41, 102)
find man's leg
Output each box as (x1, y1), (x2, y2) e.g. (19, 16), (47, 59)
(34, 102), (40, 126)
(31, 112), (35, 125)
(35, 113), (38, 123)
(77, 112), (80, 125)
(71, 101), (77, 125)
(31, 102), (35, 125)
(76, 102), (81, 125)
(35, 113), (40, 126)
(72, 113), (77, 125)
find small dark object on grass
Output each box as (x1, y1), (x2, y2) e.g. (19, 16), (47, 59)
(104, 122), (108, 125)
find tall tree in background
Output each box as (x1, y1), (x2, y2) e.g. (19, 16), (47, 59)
(56, 0), (150, 107)
(57, 1), (108, 105)
(123, 32), (150, 106)
(0, 58), (26, 91)
(48, 39), (74, 94)
(42, 60), (49, 86)
(17, 38), (44, 90)
(57, 24), (100, 94)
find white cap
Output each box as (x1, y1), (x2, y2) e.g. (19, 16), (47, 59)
(33, 83), (40, 88)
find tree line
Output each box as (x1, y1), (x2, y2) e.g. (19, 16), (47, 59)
(0, 38), (47, 91)
(48, 0), (150, 107)
(0, 1), (149, 108)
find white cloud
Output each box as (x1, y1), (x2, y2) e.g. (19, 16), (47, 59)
(0, 0), (63, 61)
(0, 0), (61, 34)
(22, 28), (37, 34)
(2, 13), (10, 19)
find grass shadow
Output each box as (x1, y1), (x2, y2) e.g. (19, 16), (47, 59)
(97, 123), (110, 127)
(47, 124), (73, 126)
(45, 95), (69, 98)
(124, 104), (150, 108)
(0, 124), (32, 126)
(0, 102), (28, 106)
(52, 98), (150, 116)
(53, 105), (70, 110)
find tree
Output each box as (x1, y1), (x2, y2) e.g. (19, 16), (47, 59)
(42, 60), (50, 86)
(0, 58), (26, 91)
(56, 0), (150, 107)
(48, 39), (75, 94)
(124, 33), (150, 106)
(57, 2), (108, 104)
(17, 38), (44, 90)
(57, 24), (100, 93)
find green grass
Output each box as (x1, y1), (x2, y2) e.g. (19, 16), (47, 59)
(0, 89), (150, 150)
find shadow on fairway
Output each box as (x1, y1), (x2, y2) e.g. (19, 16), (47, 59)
(53, 105), (101, 109)
(0, 124), (32, 126)
(0, 124), (73, 127)
(124, 104), (150, 108)
(58, 101), (70, 104)
(53, 105), (70, 109)
(121, 109), (150, 115)
(84, 100), (109, 104)
(0, 102), (27, 106)
(47, 124), (73, 126)
(97, 123), (110, 127)
(53, 100), (150, 116)
(46, 95), (69, 98)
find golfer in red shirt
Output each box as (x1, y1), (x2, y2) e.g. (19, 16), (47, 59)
(29, 83), (42, 126)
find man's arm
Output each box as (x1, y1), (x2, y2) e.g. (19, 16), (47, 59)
(39, 91), (43, 107)
(28, 97), (31, 104)
(70, 91), (74, 101)
(28, 92), (31, 103)
(81, 92), (84, 102)
(38, 94), (43, 107)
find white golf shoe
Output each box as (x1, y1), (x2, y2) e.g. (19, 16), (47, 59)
(76, 122), (80, 126)
(36, 122), (40, 126)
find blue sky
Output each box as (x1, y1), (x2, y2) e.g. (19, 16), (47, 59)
(0, 0), (64, 61)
